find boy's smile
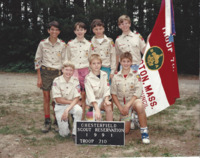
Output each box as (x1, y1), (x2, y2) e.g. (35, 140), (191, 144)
(48, 26), (60, 39)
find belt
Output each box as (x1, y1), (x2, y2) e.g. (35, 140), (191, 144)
(41, 66), (58, 71)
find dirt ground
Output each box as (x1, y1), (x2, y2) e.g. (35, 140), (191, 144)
(0, 72), (199, 158)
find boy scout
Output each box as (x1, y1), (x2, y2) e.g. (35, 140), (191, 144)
(90, 19), (116, 83)
(115, 15), (146, 72)
(34, 21), (67, 133)
(66, 22), (91, 120)
(111, 52), (150, 144)
(85, 54), (113, 121)
(52, 61), (82, 139)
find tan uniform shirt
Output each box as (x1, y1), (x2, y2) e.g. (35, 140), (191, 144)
(34, 38), (67, 70)
(115, 31), (146, 65)
(66, 38), (91, 69)
(89, 35), (116, 74)
(52, 75), (81, 102)
(111, 69), (142, 105)
(85, 70), (110, 105)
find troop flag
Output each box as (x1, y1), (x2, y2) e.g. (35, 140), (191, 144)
(138, 0), (180, 117)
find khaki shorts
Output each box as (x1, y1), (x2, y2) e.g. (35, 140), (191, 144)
(41, 66), (61, 91)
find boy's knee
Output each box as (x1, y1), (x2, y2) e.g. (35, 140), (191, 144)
(75, 106), (83, 116)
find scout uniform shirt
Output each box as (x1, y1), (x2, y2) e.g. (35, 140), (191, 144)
(52, 75), (81, 102)
(89, 35), (116, 74)
(34, 38), (67, 70)
(111, 69), (142, 105)
(115, 31), (146, 65)
(85, 70), (110, 105)
(66, 38), (91, 69)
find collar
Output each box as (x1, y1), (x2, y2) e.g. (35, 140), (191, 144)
(117, 69), (134, 77)
(60, 75), (74, 84)
(89, 70), (107, 78)
(74, 38), (87, 44)
(92, 34), (108, 43)
(121, 31), (134, 38)
(45, 37), (61, 45)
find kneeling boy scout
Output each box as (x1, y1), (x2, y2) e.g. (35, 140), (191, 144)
(52, 62), (82, 139)
(111, 52), (150, 144)
(85, 54), (113, 121)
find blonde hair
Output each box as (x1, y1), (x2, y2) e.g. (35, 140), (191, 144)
(62, 61), (75, 70)
(118, 15), (131, 25)
(120, 52), (132, 62)
(88, 54), (102, 64)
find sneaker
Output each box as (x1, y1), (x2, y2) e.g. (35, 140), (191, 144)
(41, 118), (51, 133)
(141, 132), (150, 144)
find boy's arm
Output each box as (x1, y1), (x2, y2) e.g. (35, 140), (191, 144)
(91, 101), (101, 121)
(115, 40), (120, 72)
(103, 73), (111, 100)
(61, 97), (80, 121)
(36, 69), (42, 88)
(112, 94), (126, 115)
(62, 43), (68, 64)
(84, 77), (96, 105)
(35, 42), (43, 88)
(110, 40), (116, 76)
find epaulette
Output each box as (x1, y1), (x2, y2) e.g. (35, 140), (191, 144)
(61, 40), (65, 43)
(116, 36), (120, 39)
(41, 39), (45, 42)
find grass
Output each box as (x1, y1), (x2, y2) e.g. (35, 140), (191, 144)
(0, 92), (199, 157)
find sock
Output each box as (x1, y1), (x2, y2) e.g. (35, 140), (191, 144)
(45, 114), (50, 119)
(140, 127), (149, 139)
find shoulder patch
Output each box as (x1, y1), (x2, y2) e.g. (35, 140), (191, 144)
(91, 44), (94, 50)
(111, 41), (115, 47)
(139, 35), (144, 41)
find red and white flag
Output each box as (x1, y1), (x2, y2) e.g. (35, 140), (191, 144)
(138, 0), (180, 117)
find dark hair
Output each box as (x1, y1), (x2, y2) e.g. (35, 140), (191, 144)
(91, 19), (104, 29)
(47, 21), (60, 30)
(74, 22), (87, 30)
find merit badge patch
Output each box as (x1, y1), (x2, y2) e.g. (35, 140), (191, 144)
(145, 46), (164, 71)
(76, 85), (81, 93)
(136, 74), (141, 81)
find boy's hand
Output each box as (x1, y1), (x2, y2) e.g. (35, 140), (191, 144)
(109, 74), (114, 80)
(122, 105), (129, 115)
(104, 100), (111, 106)
(95, 108), (102, 121)
(37, 78), (42, 88)
(61, 109), (69, 121)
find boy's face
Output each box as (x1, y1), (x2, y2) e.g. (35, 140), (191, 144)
(48, 26), (60, 38)
(62, 66), (74, 79)
(92, 26), (104, 38)
(74, 26), (87, 39)
(118, 20), (131, 33)
(90, 59), (102, 73)
(121, 58), (132, 70)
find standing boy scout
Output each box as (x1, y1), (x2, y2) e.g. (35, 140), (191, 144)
(66, 22), (91, 120)
(115, 15), (146, 72)
(90, 19), (116, 83)
(52, 62), (82, 140)
(34, 21), (67, 133)
(111, 52), (150, 144)
(85, 54), (113, 121)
